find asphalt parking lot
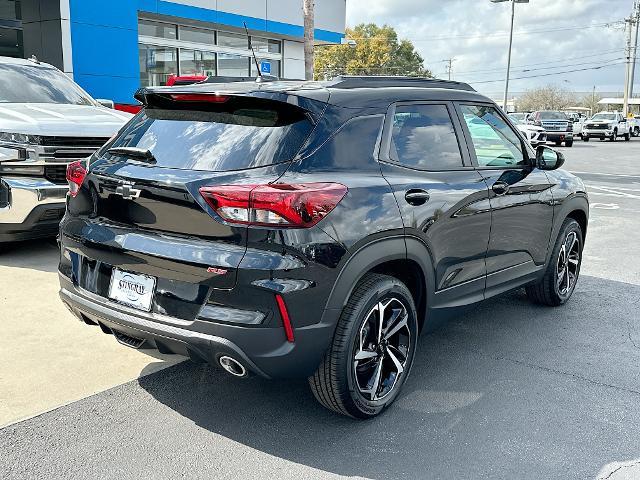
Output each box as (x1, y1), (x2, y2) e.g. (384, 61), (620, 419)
(1, 139), (640, 479)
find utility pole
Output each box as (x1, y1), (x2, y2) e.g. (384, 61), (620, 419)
(303, 0), (315, 81)
(444, 58), (455, 80)
(623, 12), (634, 117)
(491, 0), (530, 112)
(628, 0), (639, 100)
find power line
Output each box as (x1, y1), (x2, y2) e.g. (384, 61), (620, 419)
(469, 60), (628, 84)
(453, 49), (622, 75)
(463, 57), (625, 80)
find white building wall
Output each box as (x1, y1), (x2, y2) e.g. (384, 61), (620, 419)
(265, 0), (345, 34)
(283, 40), (304, 79)
(163, 0), (346, 34)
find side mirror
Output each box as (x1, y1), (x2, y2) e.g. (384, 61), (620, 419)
(536, 146), (565, 170)
(96, 99), (115, 109)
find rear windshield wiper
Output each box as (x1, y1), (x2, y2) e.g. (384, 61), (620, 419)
(107, 147), (156, 164)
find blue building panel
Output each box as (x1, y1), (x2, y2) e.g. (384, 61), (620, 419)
(68, 0), (344, 104)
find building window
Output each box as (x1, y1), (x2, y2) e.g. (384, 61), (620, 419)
(0, 27), (23, 58)
(139, 45), (178, 87)
(252, 37), (281, 54)
(137, 17), (283, 84)
(179, 49), (216, 76)
(217, 31), (248, 49)
(139, 19), (177, 40)
(179, 25), (214, 45)
(0, 0), (21, 21)
(218, 53), (249, 77)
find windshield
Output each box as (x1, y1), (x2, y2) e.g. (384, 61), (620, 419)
(0, 64), (95, 105)
(538, 111), (567, 120)
(508, 113), (526, 124)
(591, 113), (616, 121)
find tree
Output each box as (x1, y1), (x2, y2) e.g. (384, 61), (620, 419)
(580, 91), (604, 114)
(314, 24), (432, 80)
(516, 85), (576, 112)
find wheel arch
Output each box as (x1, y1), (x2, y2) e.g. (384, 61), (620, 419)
(546, 193), (589, 267)
(322, 236), (435, 332)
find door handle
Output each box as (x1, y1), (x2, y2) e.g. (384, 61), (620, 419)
(404, 189), (430, 206)
(492, 181), (510, 196)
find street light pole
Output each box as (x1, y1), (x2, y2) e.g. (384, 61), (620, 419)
(503, 0), (515, 112)
(491, 0), (529, 112)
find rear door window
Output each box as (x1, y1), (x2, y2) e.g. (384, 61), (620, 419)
(107, 99), (313, 171)
(389, 104), (464, 170)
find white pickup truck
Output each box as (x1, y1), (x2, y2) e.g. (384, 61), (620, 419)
(628, 115), (640, 137)
(582, 112), (632, 142)
(0, 56), (131, 243)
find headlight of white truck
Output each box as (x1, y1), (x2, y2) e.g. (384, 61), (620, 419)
(0, 132), (41, 145)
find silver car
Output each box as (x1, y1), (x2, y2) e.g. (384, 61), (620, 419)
(0, 56), (131, 242)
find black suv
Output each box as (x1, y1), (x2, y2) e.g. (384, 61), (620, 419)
(58, 77), (588, 418)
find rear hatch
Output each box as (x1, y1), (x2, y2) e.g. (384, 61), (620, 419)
(64, 91), (321, 295)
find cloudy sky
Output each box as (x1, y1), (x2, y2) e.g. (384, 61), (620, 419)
(345, 0), (636, 98)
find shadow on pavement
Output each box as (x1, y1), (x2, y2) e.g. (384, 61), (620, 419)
(137, 275), (640, 479)
(0, 238), (59, 273)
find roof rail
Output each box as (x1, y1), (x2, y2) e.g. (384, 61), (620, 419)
(328, 75), (475, 92)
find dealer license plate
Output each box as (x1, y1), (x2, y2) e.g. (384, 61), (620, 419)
(108, 268), (156, 311)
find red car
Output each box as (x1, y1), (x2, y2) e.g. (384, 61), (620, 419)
(166, 74), (208, 86)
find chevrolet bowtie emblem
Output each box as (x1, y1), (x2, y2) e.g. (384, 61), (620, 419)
(115, 184), (142, 200)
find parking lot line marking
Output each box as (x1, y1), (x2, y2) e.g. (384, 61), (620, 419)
(570, 171), (640, 179)
(587, 185), (640, 200)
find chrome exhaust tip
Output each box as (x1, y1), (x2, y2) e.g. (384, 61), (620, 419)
(219, 355), (248, 377)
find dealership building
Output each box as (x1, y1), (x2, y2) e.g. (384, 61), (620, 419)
(0, 0), (346, 105)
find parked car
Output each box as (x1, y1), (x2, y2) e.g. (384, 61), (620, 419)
(564, 112), (587, 139)
(528, 111), (574, 147)
(58, 76), (589, 418)
(582, 112), (631, 142)
(166, 74), (208, 86)
(627, 114), (640, 137)
(0, 56), (131, 242)
(509, 113), (547, 147)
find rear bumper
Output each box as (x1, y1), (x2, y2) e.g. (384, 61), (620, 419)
(0, 176), (67, 242)
(58, 273), (336, 379)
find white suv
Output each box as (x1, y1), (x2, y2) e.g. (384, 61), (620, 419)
(0, 56), (131, 243)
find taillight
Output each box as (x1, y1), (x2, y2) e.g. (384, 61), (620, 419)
(199, 183), (348, 228)
(66, 161), (87, 197)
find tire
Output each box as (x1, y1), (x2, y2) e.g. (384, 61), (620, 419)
(526, 218), (583, 307)
(309, 273), (418, 418)
(565, 140), (573, 147)
(582, 136), (590, 142)
(554, 141), (562, 147)
(624, 131), (630, 141)
(610, 130), (617, 141)
(634, 127), (640, 137)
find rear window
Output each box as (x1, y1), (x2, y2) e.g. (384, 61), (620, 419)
(106, 99), (313, 171)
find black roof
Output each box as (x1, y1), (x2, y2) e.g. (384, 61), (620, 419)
(326, 76), (475, 91)
(138, 75), (489, 109)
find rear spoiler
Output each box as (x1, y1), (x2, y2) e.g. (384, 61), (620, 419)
(133, 87), (329, 124)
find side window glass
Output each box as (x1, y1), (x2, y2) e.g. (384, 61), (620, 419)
(460, 104), (526, 167)
(390, 104), (464, 170)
